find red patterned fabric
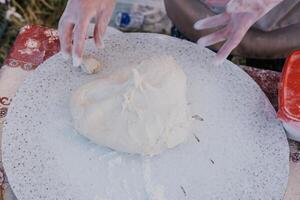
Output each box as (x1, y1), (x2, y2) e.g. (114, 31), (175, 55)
(0, 25), (60, 200)
(4, 25), (60, 70)
(0, 25), (59, 121)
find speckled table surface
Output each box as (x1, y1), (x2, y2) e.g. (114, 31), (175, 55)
(0, 25), (299, 200)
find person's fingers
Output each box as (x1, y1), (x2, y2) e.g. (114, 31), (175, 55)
(94, 10), (112, 49)
(194, 13), (230, 30)
(215, 34), (242, 64)
(212, 13), (254, 65)
(72, 17), (91, 67)
(94, 13), (106, 48)
(197, 27), (228, 47)
(94, 16), (102, 48)
(58, 18), (74, 59)
(213, 21), (250, 64)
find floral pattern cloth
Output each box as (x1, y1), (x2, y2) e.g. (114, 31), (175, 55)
(0, 24), (299, 200)
(0, 25), (60, 200)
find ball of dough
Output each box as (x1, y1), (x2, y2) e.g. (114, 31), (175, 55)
(81, 55), (102, 74)
(70, 56), (191, 156)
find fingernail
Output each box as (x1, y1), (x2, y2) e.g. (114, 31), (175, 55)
(194, 21), (202, 30)
(212, 57), (224, 66)
(193, 23), (199, 30)
(61, 51), (70, 60)
(72, 55), (82, 67)
(197, 39), (206, 47)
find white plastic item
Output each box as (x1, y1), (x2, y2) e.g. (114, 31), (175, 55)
(114, 11), (144, 30)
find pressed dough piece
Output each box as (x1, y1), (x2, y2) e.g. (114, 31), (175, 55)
(81, 55), (102, 74)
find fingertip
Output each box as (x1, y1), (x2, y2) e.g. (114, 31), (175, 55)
(94, 37), (104, 49)
(216, 38), (240, 64)
(73, 22), (90, 65)
(72, 55), (82, 67)
(194, 14), (229, 30)
(58, 19), (74, 57)
(197, 38), (206, 47)
(72, 41), (85, 66)
(212, 50), (231, 66)
(194, 20), (202, 30)
(60, 50), (70, 60)
(212, 56), (225, 66)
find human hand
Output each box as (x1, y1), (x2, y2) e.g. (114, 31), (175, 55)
(58, 0), (116, 67)
(194, 0), (283, 65)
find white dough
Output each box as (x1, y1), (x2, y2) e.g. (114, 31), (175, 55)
(70, 56), (191, 156)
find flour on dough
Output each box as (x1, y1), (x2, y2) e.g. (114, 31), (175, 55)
(70, 56), (191, 156)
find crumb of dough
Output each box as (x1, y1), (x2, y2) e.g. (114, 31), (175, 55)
(81, 55), (102, 74)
